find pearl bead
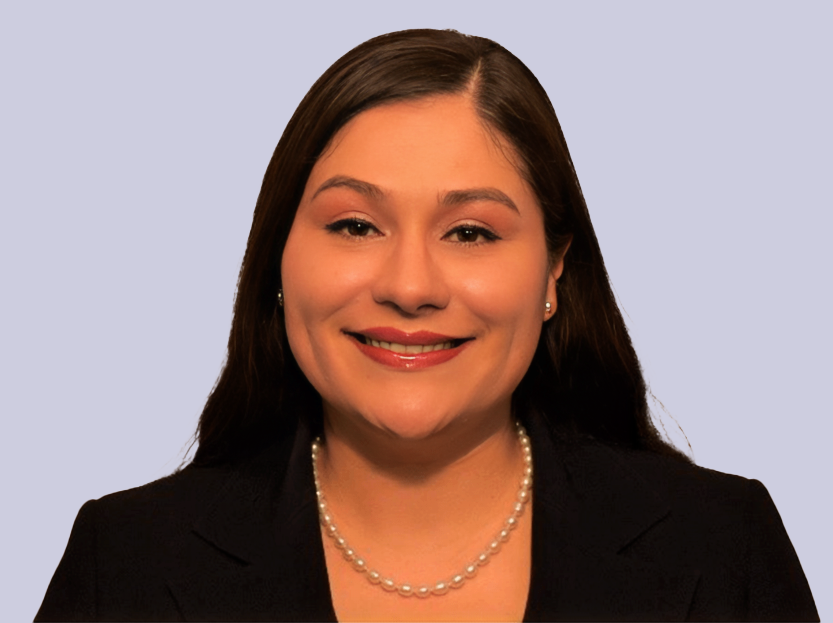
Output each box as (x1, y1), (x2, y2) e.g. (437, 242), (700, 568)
(506, 516), (518, 530)
(521, 476), (532, 489)
(465, 564), (478, 578)
(520, 435), (530, 447)
(514, 501), (525, 515)
(334, 536), (346, 549)
(518, 489), (530, 503)
(343, 548), (356, 562)
(489, 539), (501, 554)
(381, 578), (396, 592)
(398, 584), (414, 597)
(326, 524), (338, 536)
(524, 465), (533, 477)
(320, 513), (333, 527)
(432, 582), (449, 596)
(477, 551), (490, 566)
(498, 529), (511, 542)
(367, 570), (381, 584)
(416, 586), (431, 598)
(450, 574), (466, 589)
(352, 557), (367, 571)
(522, 445), (532, 456)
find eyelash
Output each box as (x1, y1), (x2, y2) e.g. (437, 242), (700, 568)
(324, 218), (501, 245)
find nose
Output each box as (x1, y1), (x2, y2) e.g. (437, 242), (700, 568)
(371, 234), (450, 316)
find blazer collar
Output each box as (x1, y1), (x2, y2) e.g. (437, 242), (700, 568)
(166, 413), (698, 621)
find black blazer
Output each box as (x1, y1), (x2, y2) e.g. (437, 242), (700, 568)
(36, 413), (818, 621)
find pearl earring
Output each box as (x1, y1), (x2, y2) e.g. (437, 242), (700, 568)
(545, 302), (552, 313)
(277, 289), (284, 307)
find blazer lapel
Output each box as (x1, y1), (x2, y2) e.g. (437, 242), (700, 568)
(163, 419), (337, 622)
(523, 415), (700, 621)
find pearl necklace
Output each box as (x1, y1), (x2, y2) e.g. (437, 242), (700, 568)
(311, 421), (533, 598)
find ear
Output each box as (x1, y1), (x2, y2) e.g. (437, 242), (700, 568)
(544, 239), (571, 320)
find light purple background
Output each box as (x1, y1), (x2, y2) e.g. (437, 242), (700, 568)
(2, 2), (830, 619)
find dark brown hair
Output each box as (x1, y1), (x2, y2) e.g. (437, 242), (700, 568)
(190, 29), (687, 467)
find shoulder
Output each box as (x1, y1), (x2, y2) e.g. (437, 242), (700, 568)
(571, 441), (818, 619)
(555, 439), (769, 547)
(37, 430), (306, 621)
(86, 462), (235, 537)
(553, 437), (793, 573)
(581, 441), (781, 541)
(88, 426), (299, 530)
(36, 464), (239, 622)
(67, 463), (239, 593)
(605, 443), (758, 502)
(573, 439), (760, 504)
(536, 429), (778, 556)
(73, 430), (300, 569)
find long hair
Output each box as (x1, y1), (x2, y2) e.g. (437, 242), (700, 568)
(191, 29), (687, 467)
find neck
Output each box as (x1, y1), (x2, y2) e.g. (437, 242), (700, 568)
(314, 405), (525, 566)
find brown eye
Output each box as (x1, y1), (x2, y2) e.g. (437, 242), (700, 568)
(446, 225), (500, 244)
(346, 221), (371, 236)
(456, 227), (479, 243)
(325, 218), (379, 238)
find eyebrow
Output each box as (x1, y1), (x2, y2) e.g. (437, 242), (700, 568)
(440, 188), (519, 214)
(312, 175), (384, 201)
(312, 175), (519, 214)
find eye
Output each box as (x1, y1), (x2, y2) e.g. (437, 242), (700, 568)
(325, 218), (380, 238)
(445, 224), (500, 245)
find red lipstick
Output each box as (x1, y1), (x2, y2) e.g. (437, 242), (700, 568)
(346, 327), (473, 370)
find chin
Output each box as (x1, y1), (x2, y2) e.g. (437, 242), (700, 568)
(371, 416), (446, 441)
(356, 396), (461, 442)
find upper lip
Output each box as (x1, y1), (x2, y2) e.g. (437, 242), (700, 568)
(348, 327), (470, 346)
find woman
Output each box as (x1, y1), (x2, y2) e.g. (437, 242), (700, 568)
(36, 29), (817, 622)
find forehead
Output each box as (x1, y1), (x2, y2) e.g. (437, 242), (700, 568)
(307, 95), (534, 204)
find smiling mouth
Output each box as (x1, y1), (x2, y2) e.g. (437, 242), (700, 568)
(346, 332), (472, 354)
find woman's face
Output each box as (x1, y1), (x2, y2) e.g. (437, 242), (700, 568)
(282, 95), (561, 440)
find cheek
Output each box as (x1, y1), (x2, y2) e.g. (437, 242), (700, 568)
(459, 249), (548, 327)
(455, 247), (549, 381)
(282, 225), (366, 313)
(280, 225), (376, 367)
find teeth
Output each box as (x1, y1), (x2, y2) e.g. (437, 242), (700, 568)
(366, 339), (454, 354)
